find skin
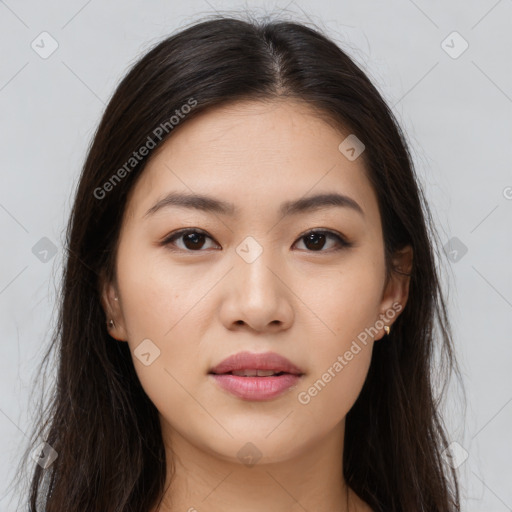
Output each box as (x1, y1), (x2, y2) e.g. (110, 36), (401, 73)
(101, 99), (413, 512)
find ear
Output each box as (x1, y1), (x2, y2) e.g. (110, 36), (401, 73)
(99, 270), (128, 342)
(375, 244), (413, 340)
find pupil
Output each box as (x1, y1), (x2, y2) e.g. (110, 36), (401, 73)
(184, 233), (204, 250)
(305, 233), (325, 251)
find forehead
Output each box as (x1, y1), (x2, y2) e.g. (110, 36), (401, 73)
(124, 99), (380, 226)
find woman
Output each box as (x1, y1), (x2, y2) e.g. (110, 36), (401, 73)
(16, 14), (462, 512)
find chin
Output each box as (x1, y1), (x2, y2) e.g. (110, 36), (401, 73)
(200, 433), (307, 467)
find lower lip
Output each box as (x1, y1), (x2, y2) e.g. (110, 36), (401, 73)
(209, 373), (302, 401)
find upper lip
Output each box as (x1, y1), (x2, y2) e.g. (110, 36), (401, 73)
(209, 351), (304, 376)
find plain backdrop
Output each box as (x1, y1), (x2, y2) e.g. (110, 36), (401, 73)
(1, 1), (511, 510)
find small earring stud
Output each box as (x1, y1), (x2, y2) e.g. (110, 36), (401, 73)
(108, 319), (115, 329)
(384, 325), (391, 335)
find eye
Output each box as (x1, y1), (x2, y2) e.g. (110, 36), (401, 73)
(161, 228), (352, 253)
(293, 229), (353, 252)
(161, 229), (219, 252)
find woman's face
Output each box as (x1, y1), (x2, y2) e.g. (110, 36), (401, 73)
(102, 99), (411, 464)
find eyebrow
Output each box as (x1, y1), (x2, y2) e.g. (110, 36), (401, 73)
(144, 191), (364, 218)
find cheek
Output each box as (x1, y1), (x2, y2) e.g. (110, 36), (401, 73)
(115, 248), (214, 397)
(117, 244), (210, 341)
(292, 259), (382, 418)
(296, 254), (384, 341)
(295, 343), (372, 434)
(116, 257), (209, 430)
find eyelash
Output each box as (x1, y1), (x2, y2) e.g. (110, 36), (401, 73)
(160, 228), (353, 253)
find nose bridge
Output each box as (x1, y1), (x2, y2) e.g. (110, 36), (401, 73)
(222, 233), (293, 330)
(234, 234), (282, 300)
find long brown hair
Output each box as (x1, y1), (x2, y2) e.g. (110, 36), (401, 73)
(12, 13), (463, 511)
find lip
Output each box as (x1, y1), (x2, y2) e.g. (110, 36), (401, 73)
(209, 351), (304, 376)
(209, 351), (305, 401)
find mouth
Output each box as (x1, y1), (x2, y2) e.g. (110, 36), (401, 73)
(208, 351), (305, 401)
(209, 350), (304, 376)
(211, 369), (293, 377)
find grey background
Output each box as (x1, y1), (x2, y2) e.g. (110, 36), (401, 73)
(1, 0), (511, 510)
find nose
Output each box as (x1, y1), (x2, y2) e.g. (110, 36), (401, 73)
(218, 248), (294, 333)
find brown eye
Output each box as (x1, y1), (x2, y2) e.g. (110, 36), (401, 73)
(161, 228), (352, 253)
(181, 232), (207, 250)
(294, 230), (352, 252)
(162, 229), (219, 252)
